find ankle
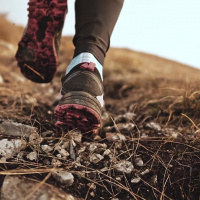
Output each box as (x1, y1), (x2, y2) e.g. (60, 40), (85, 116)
(66, 52), (103, 80)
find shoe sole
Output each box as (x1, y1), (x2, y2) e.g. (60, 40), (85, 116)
(15, 0), (67, 83)
(54, 91), (102, 134)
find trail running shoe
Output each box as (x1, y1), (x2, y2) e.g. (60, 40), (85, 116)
(54, 62), (104, 134)
(15, 0), (68, 83)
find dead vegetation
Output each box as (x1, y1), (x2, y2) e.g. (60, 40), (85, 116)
(0, 16), (200, 200)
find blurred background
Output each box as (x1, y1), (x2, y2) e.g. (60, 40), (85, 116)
(0, 0), (199, 69)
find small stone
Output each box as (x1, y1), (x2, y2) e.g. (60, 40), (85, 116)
(0, 73), (4, 84)
(93, 135), (102, 141)
(68, 140), (76, 160)
(114, 141), (123, 149)
(116, 176), (122, 181)
(106, 132), (126, 142)
(27, 151), (37, 161)
(146, 122), (161, 131)
(162, 128), (180, 139)
(131, 177), (141, 184)
(90, 191), (95, 197)
(103, 126), (115, 132)
(0, 139), (27, 158)
(141, 133), (148, 138)
(77, 146), (86, 155)
(41, 130), (53, 138)
(41, 145), (53, 153)
(116, 123), (135, 133)
(17, 152), (25, 161)
(113, 160), (134, 174)
(88, 143), (107, 153)
(87, 183), (96, 190)
(89, 153), (104, 164)
(69, 130), (82, 143)
(103, 149), (111, 156)
(114, 112), (136, 123)
(140, 169), (150, 176)
(59, 148), (70, 157)
(57, 154), (62, 158)
(52, 158), (62, 167)
(0, 121), (37, 138)
(52, 171), (74, 186)
(134, 158), (144, 167)
(29, 132), (43, 146)
(1, 176), (75, 200)
(123, 112), (136, 120)
(0, 157), (6, 163)
(148, 174), (157, 185)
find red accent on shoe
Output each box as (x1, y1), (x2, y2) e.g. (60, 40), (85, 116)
(80, 62), (96, 72)
(54, 104), (100, 134)
(15, 0), (68, 83)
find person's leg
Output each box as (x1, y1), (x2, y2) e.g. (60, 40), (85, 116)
(55, 0), (124, 133)
(15, 0), (68, 83)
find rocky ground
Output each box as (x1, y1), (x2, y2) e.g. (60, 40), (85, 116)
(0, 16), (200, 200)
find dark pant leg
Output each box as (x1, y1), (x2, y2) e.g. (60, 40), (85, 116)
(73, 0), (124, 65)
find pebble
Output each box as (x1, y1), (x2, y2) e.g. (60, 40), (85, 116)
(134, 158), (144, 167)
(0, 121), (37, 138)
(52, 158), (62, 167)
(162, 128), (180, 138)
(148, 174), (157, 185)
(90, 191), (95, 197)
(106, 132), (126, 142)
(0, 73), (3, 84)
(145, 122), (161, 131)
(140, 169), (150, 176)
(115, 176), (122, 181)
(41, 130), (54, 138)
(69, 130), (82, 143)
(1, 176), (75, 200)
(87, 183), (96, 190)
(88, 143), (107, 153)
(26, 151), (37, 161)
(77, 146), (86, 155)
(103, 126), (115, 132)
(93, 135), (102, 141)
(103, 149), (111, 156)
(29, 132), (43, 146)
(59, 148), (70, 157)
(113, 160), (134, 174)
(114, 112), (136, 123)
(52, 171), (74, 186)
(131, 177), (141, 184)
(68, 140), (76, 160)
(0, 139), (26, 158)
(41, 145), (53, 153)
(90, 153), (104, 164)
(116, 123), (135, 133)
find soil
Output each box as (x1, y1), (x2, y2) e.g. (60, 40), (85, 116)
(0, 16), (200, 200)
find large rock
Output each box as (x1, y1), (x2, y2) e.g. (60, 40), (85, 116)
(0, 121), (37, 138)
(1, 176), (76, 200)
(0, 139), (26, 158)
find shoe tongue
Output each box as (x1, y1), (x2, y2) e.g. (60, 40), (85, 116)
(80, 62), (96, 71)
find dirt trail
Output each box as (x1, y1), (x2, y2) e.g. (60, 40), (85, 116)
(0, 16), (200, 200)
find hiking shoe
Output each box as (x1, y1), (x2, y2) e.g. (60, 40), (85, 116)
(54, 62), (104, 133)
(15, 0), (68, 83)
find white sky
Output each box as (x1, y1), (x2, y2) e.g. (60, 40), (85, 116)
(0, 0), (200, 69)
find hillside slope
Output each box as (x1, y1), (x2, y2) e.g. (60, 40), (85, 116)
(0, 16), (200, 200)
